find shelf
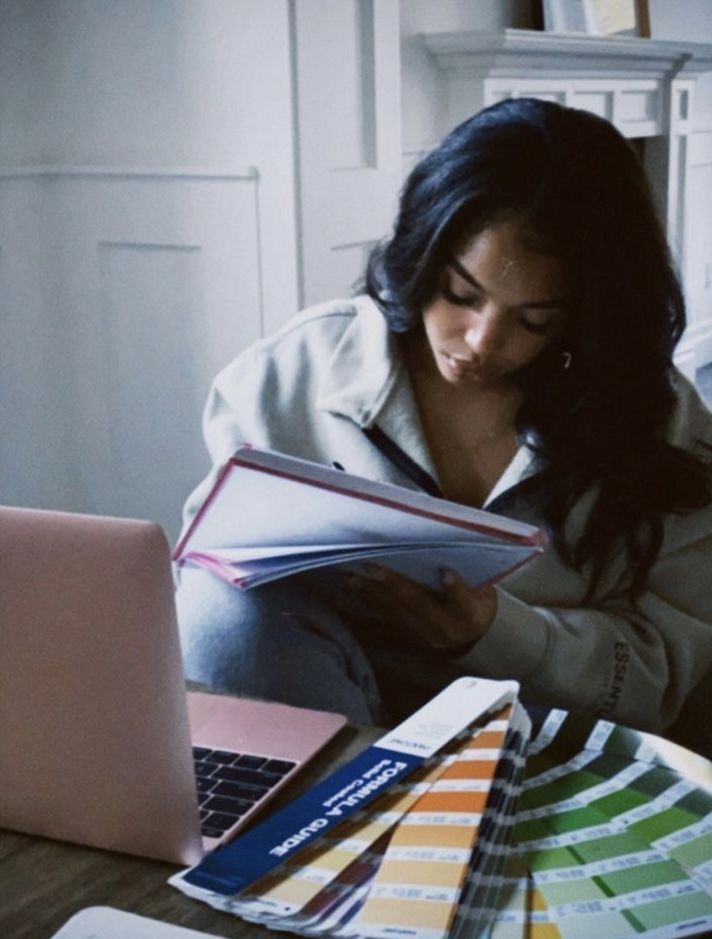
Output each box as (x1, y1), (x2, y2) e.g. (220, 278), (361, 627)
(422, 28), (712, 81)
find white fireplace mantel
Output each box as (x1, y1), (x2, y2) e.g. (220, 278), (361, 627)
(421, 28), (712, 374)
(423, 29), (712, 80)
(422, 29), (712, 138)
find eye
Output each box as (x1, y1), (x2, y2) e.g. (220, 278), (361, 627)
(517, 309), (562, 337)
(518, 317), (551, 336)
(440, 279), (484, 308)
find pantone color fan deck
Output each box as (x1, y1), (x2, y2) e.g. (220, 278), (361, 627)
(171, 678), (529, 938)
(489, 711), (712, 938)
(170, 680), (712, 939)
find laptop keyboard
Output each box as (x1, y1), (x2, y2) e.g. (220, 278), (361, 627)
(192, 745), (296, 838)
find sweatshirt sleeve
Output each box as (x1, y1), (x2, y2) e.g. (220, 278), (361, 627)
(457, 515), (712, 734)
(179, 343), (271, 536)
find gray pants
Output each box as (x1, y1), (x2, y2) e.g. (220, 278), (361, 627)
(175, 567), (387, 725)
(176, 568), (473, 726)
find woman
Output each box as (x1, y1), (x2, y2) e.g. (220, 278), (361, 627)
(176, 98), (712, 735)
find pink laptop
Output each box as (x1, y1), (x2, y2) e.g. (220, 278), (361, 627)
(0, 505), (347, 865)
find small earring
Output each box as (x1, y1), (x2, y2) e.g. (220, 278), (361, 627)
(561, 350), (573, 370)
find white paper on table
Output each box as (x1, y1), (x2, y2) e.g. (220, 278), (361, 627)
(49, 906), (218, 938)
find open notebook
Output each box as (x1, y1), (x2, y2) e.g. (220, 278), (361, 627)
(174, 446), (547, 590)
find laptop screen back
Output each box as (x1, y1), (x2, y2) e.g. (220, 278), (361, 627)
(0, 506), (203, 864)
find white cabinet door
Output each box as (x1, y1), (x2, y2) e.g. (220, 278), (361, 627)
(293, 0), (402, 306)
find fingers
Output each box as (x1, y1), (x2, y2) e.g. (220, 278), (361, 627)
(345, 563), (496, 652)
(345, 565), (442, 647)
(440, 567), (498, 641)
(348, 565), (432, 624)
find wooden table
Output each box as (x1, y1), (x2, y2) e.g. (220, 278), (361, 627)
(0, 721), (383, 939)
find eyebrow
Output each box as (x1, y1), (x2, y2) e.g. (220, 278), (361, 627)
(448, 259), (567, 310)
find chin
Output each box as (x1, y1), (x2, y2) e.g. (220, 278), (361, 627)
(445, 369), (492, 388)
(445, 357), (490, 381)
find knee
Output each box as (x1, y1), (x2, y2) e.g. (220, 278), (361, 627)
(174, 570), (345, 691)
(174, 569), (384, 724)
(175, 568), (265, 688)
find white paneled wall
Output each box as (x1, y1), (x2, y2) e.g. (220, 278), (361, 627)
(0, 169), (263, 537)
(0, 179), (80, 510)
(0, 1), (298, 541)
(684, 132), (712, 364)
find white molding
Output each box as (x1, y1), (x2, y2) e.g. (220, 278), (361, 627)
(689, 132), (712, 167)
(673, 346), (696, 380)
(0, 162), (268, 339)
(402, 145), (438, 159)
(677, 318), (712, 372)
(0, 165), (258, 181)
(401, 144), (436, 177)
(422, 29), (712, 81)
(97, 239), (201, 253)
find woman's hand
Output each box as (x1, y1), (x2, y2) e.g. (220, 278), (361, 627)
(345, 564), (497, 654)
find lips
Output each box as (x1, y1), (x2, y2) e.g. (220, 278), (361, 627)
(443, 352), (476, 367)
(441, 351), (494, 384)
(443, 352), (480, 373)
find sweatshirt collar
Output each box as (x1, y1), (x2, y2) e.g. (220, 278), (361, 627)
(316, 296), (403, 428)
(316, 297), (440, 480)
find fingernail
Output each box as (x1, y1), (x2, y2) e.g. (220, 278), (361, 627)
(440, 567), (456, 586)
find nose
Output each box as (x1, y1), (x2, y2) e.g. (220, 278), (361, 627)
(463, 306), (505, 357)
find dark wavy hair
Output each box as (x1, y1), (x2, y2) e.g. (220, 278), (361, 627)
(365, 98), (711, 599)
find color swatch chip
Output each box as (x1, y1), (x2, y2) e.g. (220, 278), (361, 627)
(227, 704), (530, 938)
(513, 710), (712, 938)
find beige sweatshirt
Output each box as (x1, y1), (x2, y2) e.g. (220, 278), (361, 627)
(181, 296), (712, 733)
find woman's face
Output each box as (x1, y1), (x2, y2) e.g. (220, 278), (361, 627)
(421, 220), (567, 390)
